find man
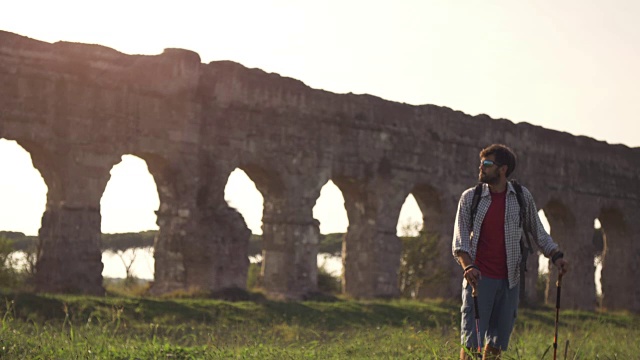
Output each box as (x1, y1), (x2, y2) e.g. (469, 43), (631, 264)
(452, 144), (569, 360)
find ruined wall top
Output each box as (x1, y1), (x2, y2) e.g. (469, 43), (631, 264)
(1, 30), (639, 214)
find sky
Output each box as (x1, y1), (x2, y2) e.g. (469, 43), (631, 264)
(0, 0), (636, 240)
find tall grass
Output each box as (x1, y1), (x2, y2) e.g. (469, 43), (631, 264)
(0, 290), (638, 359)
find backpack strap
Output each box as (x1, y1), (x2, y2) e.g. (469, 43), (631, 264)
(510, 179), (533, 255)
(469, 183), (483, 232)
(510, 179), (535, 303)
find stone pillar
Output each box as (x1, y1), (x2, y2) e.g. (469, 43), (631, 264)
(342, 221), (400, 298)
(599, 207), (636, 311)
(182, 205), (251, 291)
(146, 158), (185, 295)
(337, 178), (407, 299)
(34, 150), (113, 295)
(545, 201), (596, 310)
(150, 164), (251, 295)
(152, 203), (251, 296)
(261, 189), (320, 299)
(149, 204), (186, 294)
(35, 205), (104, 295)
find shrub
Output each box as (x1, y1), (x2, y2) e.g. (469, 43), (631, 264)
(317, 262), (341, 294)
(398, 225), (445, 299)
(0, 236), (20, 288)
(246, 261), (262, 289)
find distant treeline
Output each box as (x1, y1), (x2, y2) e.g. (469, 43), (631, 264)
(0, 230), (345, 256)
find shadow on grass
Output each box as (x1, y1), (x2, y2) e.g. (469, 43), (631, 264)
(2, 289), (460, 331)
(2, 288), (633, 335)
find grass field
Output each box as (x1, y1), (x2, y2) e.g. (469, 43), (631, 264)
(0, 289), (637, 359)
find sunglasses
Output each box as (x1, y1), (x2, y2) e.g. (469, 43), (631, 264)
(481, 159), (502, 168)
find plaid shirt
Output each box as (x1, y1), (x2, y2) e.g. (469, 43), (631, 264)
(452, 182), (559, 289)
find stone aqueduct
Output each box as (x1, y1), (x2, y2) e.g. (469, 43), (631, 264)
(1, 31), (639, 311)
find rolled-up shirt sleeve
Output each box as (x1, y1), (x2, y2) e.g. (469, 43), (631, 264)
(523, 187), (558, 257)
(452, 188), (474, 263)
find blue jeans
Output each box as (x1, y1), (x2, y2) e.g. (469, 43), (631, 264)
(460, 277), (519, 350)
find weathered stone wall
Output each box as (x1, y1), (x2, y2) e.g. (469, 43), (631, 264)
(1, 31), (638, 310)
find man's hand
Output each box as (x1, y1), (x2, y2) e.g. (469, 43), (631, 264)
(555, 258), (569, 275)
(457, 251), (482, 288)
(464, 266), (482, 288)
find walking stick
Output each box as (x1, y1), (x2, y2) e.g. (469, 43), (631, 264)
(472, 286), (482, 357)
(553, 272), (564, 360)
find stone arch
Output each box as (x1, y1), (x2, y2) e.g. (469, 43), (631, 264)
(396, 193), (422, 236)
(541, 200), (574, 305)
(597, 206), (630, 310)
(532, 209), (550, 305)
(592, 217), (604, 304)
(313, 179), (348, 281)
(128, 152), (178, 261)
(0, 138), (48, 235)
(99, 154), (161, 281)
(332, 176), (372, 296)
(239, 162), (286, 236)
(234, 162), (282, 267)
(3, 139), (111, 295)
(239, 162), (325, 298)
(11, 139), (60, 205)
(542, 198), (596, 310)
(224, 168), (264, 235)
(30, 145), (118, 295)
(128, 152), (185, 295)
(241, 163), (285, 199)
(101, 154), (160, 234)
(151, 155), (255, 295)
(411, 184), (444, 231)
(134, 152), (177, 207)
(331, 176), (370, 227)
(404, 183), (451, 298)
(332, 176), (409, 298)
(223, 168), (265, 291)
(114, 151), (176, 234)
(543, 200), (575, 228)
(314, 180), (349, 235)
(396, 192), (424, 298)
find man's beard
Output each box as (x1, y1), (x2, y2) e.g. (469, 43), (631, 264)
(479, 171), (499, 185)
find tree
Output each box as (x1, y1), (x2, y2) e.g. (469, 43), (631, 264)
(397, 222), (445, 299)
(115, 248), (139, 287)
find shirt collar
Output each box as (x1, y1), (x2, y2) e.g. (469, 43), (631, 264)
(481, 181), (516, 197)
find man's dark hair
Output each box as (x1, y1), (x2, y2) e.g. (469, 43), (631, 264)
(480, 144), (517, 177)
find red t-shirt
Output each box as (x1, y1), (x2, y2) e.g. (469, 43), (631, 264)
(475, 189), (508, 279)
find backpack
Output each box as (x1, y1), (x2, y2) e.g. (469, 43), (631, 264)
(469, 179), (534, 300)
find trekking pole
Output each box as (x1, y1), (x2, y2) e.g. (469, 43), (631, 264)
(553, 272), (564, 360)
(472, 286), (482, 357)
